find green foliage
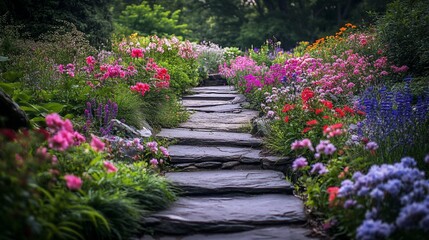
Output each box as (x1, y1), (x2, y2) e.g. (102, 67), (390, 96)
(0, 125), (176, 239)
(377, 0), (429, 77)
(1, 0), (113, 48)
(117, 1), (189, 37)
(113, 85), (146, 129)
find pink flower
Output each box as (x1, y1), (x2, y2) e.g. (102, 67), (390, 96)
(130, 82), (150, 96)
(48, 129), (74, 151)
(159, 146), (169, 157)
(52, 155), (58, 165)
(103, 161), (118, 173)
(86, 56), (96, 65)
(46, 113), (64, 130)
(90, 135), (105, 152)
(146, 141), (158, 152)
(73, 132), (86, 145)
(131, 48), (144, 58)
(292, 157), (308, 171)
(150, 158), (159, 166)
(64, 174), (83, 190)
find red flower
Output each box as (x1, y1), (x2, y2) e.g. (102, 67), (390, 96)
(343, 105), (355, 115)
(322, 115), (330, 120)
(131, 48), (144, 58)
(301, 88), (315, 103)
(284, 116), (290, 123)
(315, 108), (324, 115)
(357, 110), (366, 116)
(306, 120), (319, 126)
(335, 108), (345, 118)
(282, 104), (295, 113)
(327, 187), (340, 204)
(321, 100), (333, 109)
(0, 128), (17, 141)
(302, 127), (312, 133)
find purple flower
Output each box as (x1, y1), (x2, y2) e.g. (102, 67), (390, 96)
(266, 110), (275, 119)
(146, 141), (158, 152)
(401, 156), (416, 168)
(292, 157), (308, 171)
(425, 154), (429, 164)
(159, 146), (169, 157)
(310, 162), (328, 175)
(324, 143), (337, 155)
(370, 188), (384, 201)
(356, 219), (393, 240)
(396, 202), (429, 229)
(344, 199), (357, 209)
(365, 141), (379, 151)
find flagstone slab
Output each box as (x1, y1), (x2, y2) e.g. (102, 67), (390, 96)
(140, 226), (313, 240)
(167, 145), (281, 164)
(165, 170), (293, 195)
(181, 99), (230, 107)
(182, 93), (238, 101)
(185, 110), (257, 123)
(186, 104), (243, 113)
(157, 129), (262, 147)
(179, 122), (247, 132)
(142, 194), (306, 234)
(190, 86), (237, 94)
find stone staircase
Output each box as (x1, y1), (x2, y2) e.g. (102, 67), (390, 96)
(139, 83), (314, 239)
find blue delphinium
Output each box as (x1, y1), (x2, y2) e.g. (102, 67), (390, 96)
(337, 157), (429, 239)
(357, 83), (429, 157)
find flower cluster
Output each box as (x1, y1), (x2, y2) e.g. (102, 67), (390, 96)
(46, 113), (86, 151)
(130, 82), (151, 96)
(83, 99), (118, 136)
(336, 157), (429, 239)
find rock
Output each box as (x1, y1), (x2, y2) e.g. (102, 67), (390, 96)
(231, 94), (246, 104)
(251, 117), (271, 137)
(262, 156), (292, 172)
(182, 166), (199, 172)
(182, 99), (230, 108)
(187, 104), (243, 113)
(221, 161), (240, 169)
(140, 226), (313, 240)
(191, 86), (237, 94)
(110, 119), (152, 138)
(194, 162), (222, 169)
(157, 129), (262, 148)
(0, 90), (30, 130)
(165, 170), (293, 195)
(168, 145), (265, 163)
(142, 194), (306, 234)
(182, 93), (238, 101)
(173, 163), (194, 168)
(178, 111), (257, 132)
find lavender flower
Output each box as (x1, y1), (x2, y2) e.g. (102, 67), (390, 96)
(365, 141), (379, 151)
(310, 162), (328, 175)
(292, 157), (308, 171)
(146, 141), (158, 153)
(356, 220), (393, 240)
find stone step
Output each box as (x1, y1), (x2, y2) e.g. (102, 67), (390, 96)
(178, 111), (257, 132)
(168, 145), (283, 164)
(157, 128), (262, 147)
(191, 86), (237, 94)
(182, 99), (230, 107)
(141, 225), (313, 240)
(165, 170), (293, 195)
(142, 194), (306, 234)
(187, 104), (243, 113)
(182, 93), (238, 101)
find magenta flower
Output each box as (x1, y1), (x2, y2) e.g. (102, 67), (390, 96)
(90, 135), (105, 152)
(64, 174), (83, 190)
(146, 141), (158, 153)
(103, 161), (118, 173)
(292, 157), (308, 171)
(159, 146), (169, 157)
(150, 158), (159, 166)
(131, 48), (144, 58)
(86, 56), (96, 65)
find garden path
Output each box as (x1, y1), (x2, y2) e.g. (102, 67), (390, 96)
(140, 77), (314, 239)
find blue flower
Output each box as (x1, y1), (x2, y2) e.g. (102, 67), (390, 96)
(396, 202), (429, 229)
(356, 219), (393, 240)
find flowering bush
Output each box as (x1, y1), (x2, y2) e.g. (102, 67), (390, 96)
(328, 157), (429, 239)
(0, 114), (176, 239)
(193, 41), (226, 77)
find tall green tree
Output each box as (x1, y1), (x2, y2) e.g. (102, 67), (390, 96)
(0, 0), (113, 48)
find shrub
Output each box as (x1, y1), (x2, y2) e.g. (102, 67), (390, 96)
(377, 0), (429, 77)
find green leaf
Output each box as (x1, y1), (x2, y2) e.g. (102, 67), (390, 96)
(0, 82), (21, 95)
(41, 102), (66, 113)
